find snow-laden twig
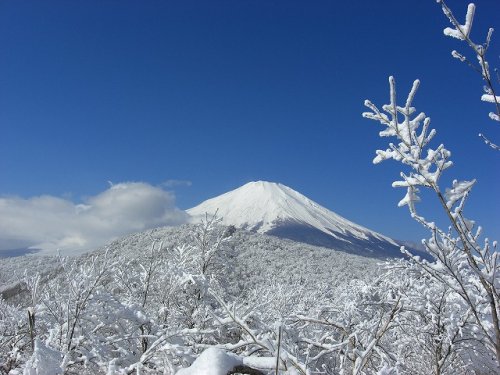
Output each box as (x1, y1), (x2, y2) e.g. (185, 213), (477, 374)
(437, 0), (499, 150)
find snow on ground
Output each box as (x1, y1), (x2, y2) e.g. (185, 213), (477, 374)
(177, 348), (242, 375)
(177, 348), (289, 375)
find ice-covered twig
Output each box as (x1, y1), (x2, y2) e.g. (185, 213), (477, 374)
(440, 2), (475, 41)
(437, 0), (500, 150)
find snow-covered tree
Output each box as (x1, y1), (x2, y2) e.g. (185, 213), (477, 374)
(363, 75), (499, 371)
(0, 298), (25, 374)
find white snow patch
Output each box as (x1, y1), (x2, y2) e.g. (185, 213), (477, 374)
(176, 348), (282, 375)
(23, 339), (63, 375)
(176, 348), (242, 375)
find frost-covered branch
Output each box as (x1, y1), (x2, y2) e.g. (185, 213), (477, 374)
(363, 76), (500, 368)
(437, 0), (500, 150)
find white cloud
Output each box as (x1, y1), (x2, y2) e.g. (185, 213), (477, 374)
(0, 182), (188, 256)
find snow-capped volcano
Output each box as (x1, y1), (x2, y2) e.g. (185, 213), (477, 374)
(187, 181), (403, 257)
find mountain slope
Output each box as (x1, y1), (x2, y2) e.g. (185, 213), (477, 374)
(1, 224), (380, 300)
(187, 181), (403, 258)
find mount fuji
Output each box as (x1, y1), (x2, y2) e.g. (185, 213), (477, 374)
(187, 181), (407, 258)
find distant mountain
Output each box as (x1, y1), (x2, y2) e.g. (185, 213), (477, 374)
(187, 181), (407, 258)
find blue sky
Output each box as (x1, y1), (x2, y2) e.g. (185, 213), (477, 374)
(0, 0), (499, 251)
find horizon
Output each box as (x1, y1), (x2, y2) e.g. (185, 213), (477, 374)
(1, 0), (499, 254)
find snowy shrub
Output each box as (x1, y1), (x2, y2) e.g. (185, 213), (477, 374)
(0, 216), (386, 374)
(0, 298), (26, 374)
